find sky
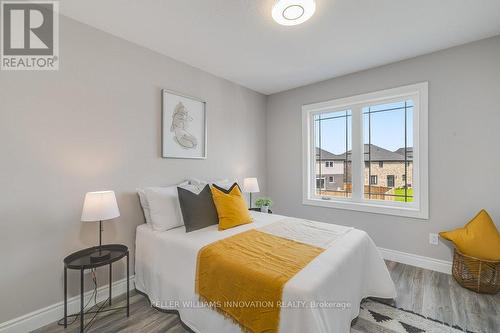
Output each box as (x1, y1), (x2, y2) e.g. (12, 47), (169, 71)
(315, 101), (414, 155)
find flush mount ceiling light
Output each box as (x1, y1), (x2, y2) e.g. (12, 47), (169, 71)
(272, 0), (316, 26)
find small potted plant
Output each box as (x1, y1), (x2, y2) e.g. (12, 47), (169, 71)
(255, 197), (273, 213)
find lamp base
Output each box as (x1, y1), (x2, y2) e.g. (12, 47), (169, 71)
(90, 249), (111, 263)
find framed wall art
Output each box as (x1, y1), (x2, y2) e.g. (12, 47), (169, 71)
(162, 89), (207, 159)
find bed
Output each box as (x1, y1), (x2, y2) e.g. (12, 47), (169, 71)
(135, 211), (396, 333)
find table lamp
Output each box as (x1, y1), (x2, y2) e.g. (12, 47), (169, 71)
(243, 177), (260, 208)
(81, 191), (120, 262)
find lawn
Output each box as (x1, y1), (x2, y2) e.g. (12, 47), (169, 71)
(394, 187), (413, 202)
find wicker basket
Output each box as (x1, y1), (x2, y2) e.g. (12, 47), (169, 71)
(452, 248), (500, 294)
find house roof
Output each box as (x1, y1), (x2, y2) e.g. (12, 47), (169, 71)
(364, 144), (410, 161)
(394, 147), (413, 160)
(315, 147), (343, 160)
(316, 145), (413, 162)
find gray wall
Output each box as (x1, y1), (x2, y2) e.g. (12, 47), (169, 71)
(0, 17), (267, 322)
(266, 36), (500, 262)
(1, 12), (499, 326)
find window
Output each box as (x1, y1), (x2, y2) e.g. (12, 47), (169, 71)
(302, 83), (428, 219)
(316, 178), (325, 189)
(387, 175), (395, 188)
(313, 109), (352, 198)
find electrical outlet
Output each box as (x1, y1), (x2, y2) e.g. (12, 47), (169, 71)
(429, 233), (439, 245)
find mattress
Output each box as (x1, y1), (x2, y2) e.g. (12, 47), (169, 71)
(134, 211), (396, 333)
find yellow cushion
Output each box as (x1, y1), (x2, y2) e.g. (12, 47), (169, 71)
(211, 183), (252, 230)
(440, 210), (500, 260)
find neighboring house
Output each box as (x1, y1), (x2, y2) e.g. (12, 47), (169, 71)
(363, 145), (413, 189)
(315, 148), (348, 191)
(316, 145), (413, 192)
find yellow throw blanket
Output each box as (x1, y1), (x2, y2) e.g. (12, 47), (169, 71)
(196, 229), (324, 333)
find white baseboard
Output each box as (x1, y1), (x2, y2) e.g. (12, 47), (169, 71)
(379, 247), (452, 274)
(0, 276), (135, 333)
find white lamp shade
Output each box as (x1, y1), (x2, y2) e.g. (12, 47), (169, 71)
(81, 191), (120, 222)
(243, 178), (260, 193)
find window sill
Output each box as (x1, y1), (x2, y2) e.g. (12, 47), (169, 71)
(302, 197), (428, 219)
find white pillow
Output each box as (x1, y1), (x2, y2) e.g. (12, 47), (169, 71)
(178, 183), (205, 194)
(144, 182), (188, 231)
(136, 189), (152, 224)
(213, 179), (235, 190)
(188, 178), (236, 190)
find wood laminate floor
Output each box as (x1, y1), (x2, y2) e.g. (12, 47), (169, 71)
(34, 261), (499, 333)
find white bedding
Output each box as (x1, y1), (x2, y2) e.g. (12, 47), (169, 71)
(134, 211), (396, 333)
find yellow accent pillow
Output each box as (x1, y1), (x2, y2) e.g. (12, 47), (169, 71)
(211, 183), (252, 230)
(439, 210), (500, 261)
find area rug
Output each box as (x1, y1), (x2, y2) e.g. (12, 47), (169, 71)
(351, 299), (474, 333)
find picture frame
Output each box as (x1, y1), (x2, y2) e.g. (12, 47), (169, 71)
(161, 89), (207, 159)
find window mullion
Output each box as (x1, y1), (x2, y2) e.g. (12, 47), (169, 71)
(351, 105), (363, 202)
(309, 114), (316, 199)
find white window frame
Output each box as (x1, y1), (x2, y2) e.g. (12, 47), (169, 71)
(302, 82), (428, 219)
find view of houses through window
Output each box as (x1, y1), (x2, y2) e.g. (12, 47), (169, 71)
(314, 110), (352, 198)
(315, 100), (413, 202)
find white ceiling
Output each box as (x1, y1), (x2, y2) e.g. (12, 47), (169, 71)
(59, 0), (500, 95)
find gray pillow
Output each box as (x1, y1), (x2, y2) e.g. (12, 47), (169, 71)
(177, 184), (219, 232)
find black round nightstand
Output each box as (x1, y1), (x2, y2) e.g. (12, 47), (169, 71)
(63, 244), (129, 332)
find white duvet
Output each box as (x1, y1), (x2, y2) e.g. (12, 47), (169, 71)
(134, 211), (396, 333)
